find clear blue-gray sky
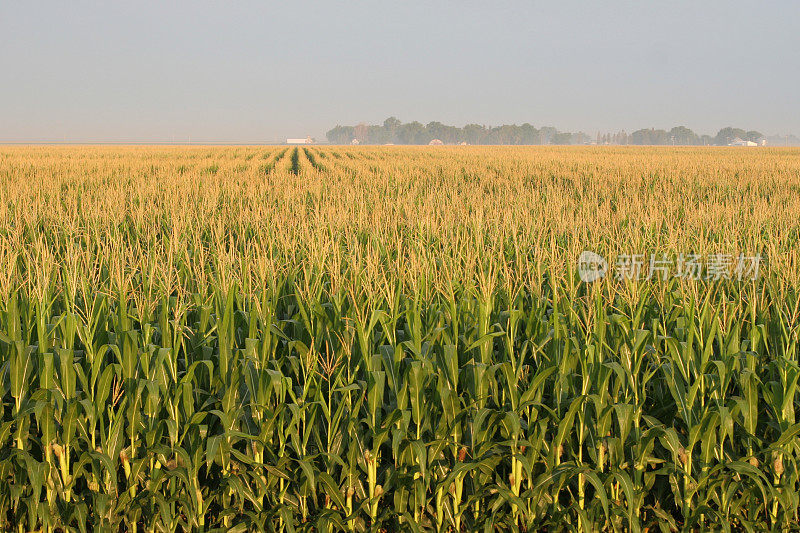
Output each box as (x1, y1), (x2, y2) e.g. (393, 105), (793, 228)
(1, 1), (797, 142)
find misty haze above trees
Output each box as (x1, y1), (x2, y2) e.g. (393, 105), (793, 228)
(327, 118), (771, 146)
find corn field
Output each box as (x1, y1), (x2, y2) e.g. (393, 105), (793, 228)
(1, 145), (799, 531)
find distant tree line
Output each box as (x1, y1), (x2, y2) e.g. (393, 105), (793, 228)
(625, 127), (764, 146)
(327, 118), (589, 145)
(326, 118), (766, 146)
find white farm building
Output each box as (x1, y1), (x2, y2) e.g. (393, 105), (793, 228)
(286, 137), (313, 145)
(729, 137), (759, 147)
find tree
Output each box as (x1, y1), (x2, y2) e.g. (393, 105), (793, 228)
(425, 122), (447, 144)
(520, 123), (539, 144)
(463, 124), (486, 145)
(326, 125), (355, 144)
(714, 127), (747, 146)
(383, 117), (401, 143)
(367, 125), (390, 144)
(630, 129), (670, 145)
(551, 132), (572, 145)
(383, 116), (401, 131)
(397, 122), (425, 144)
(745, 130), (764, 142)
(539, 127), (558, 144)
(354, 123), (369, 143)
(669, 126), (700, 145)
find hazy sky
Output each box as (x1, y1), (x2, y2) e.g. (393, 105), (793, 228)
(2, 2), (798, 142)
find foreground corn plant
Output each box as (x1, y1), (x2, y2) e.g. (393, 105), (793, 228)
(0, 145), (799, 531)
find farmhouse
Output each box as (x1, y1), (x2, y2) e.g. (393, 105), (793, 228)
(729, 137), (759, 147)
